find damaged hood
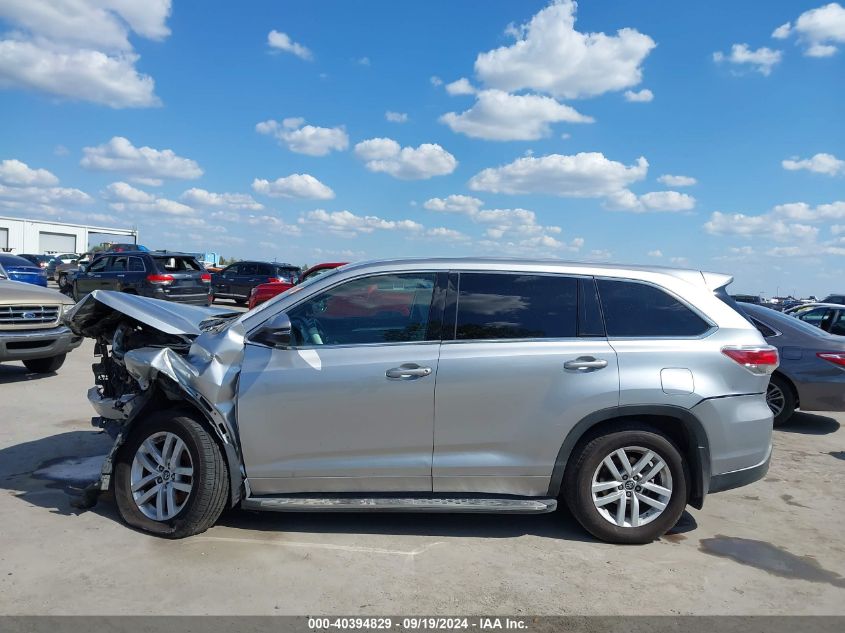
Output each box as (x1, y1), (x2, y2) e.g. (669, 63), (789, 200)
(65, 290), (240, 338)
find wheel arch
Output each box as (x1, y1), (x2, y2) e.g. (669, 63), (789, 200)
(114, 382), (245, 508)
(547, 405), (711, 509)
(771, 370), (799, 407)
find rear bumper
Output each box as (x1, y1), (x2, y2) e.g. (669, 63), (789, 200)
(149, 288), (211, 306)
(709, 443), (771, 493)
(691, 393), (773, 479)
(0, 325), (83, 361)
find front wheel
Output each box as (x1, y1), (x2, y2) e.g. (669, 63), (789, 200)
(113, 410), (228, 538)
(563, 425), (688, 544)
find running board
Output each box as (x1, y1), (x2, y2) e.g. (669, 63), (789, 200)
(241, 496), (557, 514)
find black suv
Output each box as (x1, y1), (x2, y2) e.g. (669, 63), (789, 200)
(72, 251), (211, 306)
(211, 261), (300, 305)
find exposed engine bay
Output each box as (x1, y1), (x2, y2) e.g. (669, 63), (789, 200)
(64, 290), (246, 506)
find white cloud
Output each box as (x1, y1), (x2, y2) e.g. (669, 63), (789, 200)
(247, 215), (302, 236)
(0, 183), (91, 207)
(356, 56), (371, 66)
(647, 250), (663, 257)
(426, 227), (469, 241)
(430, 75), (443, 86)
(440, 89), (593, 141)
(605, 189), (696, 213)
(252, 174), (335, 200)
(771, 3), (845, 57)
(385, 111), (408, 123)
(782, 152), (845, 176)
(0, 159), (58, 186)
(703, 208), (823, 242)
(298, 209), (424, 237)
(424, 194), (484, 214)
(256, 118), (349, 156)
(669, 256), (690, 266)
(267, 30), (312, 60)
(624, 89), (654, 102)
(658, 174), (697, 187)
(354, 138), (457, 180)
(474, 0), (655, 99)
(0, 1), (170, 107)
(445, 77), (476, 95)
(102, 181), (154, 203)
(468, 152), (648, 197)
(81, 137), (203, 182)
(180, 188), (264, 210)
(713, 44), (782, 76)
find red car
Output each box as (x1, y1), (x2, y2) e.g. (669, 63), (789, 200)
(247, 262), (346, 310)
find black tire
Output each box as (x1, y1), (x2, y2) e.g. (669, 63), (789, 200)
(71, 282), (80, 302)
(234, 298), (247, 306)
(57, 273), (68, 289)
(22, 353), (66, 373)
(563, 424), (688, 544)
(113, 409), (229, 538)
(768, 374), (796, 427)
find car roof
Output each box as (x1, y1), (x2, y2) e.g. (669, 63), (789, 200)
(337, 257), (731, 289)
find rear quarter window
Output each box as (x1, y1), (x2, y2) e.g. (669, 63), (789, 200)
(596, 278), (709, 338)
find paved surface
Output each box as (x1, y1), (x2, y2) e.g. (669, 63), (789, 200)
(1, 338), (844, 615)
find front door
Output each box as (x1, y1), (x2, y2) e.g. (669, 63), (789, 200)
(432, 272), (620, 497)
(237, 271), (441, 495)
(75, 256), (111, 295)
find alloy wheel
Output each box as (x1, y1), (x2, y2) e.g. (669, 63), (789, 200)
(591, 446), (673, 528)
(766, 382), (785, 418)
(130, 431), (194, 521)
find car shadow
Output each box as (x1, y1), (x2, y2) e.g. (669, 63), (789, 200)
(1, 430), (698, 544)
(0, 363), (58, 384)
(777, 411), (840, 435)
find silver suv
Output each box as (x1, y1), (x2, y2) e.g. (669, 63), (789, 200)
(67, 258), (776, 544)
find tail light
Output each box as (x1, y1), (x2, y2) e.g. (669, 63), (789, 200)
(146, 273), (174, 285)
(267, 277), (283, 283)
(200, 273), (211, 283)
(817, 352), (845, 368)
(722, 346), (779, 374)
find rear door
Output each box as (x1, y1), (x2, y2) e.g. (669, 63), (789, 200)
(432, 272), (619, 497)
(216, 263), (239, 295)
(103, 255), (128, 290)
(235, 262), (260, 298)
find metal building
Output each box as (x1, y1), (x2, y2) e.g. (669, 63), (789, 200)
(0, 215), (138, 254)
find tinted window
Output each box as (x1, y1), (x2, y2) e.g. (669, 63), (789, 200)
(128, 256), (145, 272)
(597, 279), (709, 337)
(107, 256), (128, 272)
(223, 264), (240, 275)
(272, 265), (300, 282)
(798, 307), (828, 326)
(455, 273), (577, 340)
(287, 273), (436, 346)
(87, 257), (109, 273)
(154, 256), (201, 272)
(240, 263), (259, 276)
(750, 317), (777, 338)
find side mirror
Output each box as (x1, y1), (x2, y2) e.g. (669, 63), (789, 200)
(253, 312), (293, 348)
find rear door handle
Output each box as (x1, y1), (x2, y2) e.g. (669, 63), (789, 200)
(564, 357), (608, 371)
(386, 364), (432, 380)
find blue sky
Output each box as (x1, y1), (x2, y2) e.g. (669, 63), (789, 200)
(1, 1), (843, 297)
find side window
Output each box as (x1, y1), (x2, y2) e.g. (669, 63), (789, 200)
(240, 263), (259, 276)
(455, 273), (577, 340)
(596, 279), (709, 337)
(128, 256), (145, 272)
(287, 273), (436, 346)
(87, 257), (109, 273)
(223, 264), (240, 275)
(751, 318), (777, 338)
(799, 308), (828, 326)
(107, 256), (128, 272)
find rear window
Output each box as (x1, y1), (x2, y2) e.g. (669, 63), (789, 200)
(596, 279), (709, 338)
(455, 273), (578, 340)
(272, 265), (300, 282)
(0, 254), (37, 267)
(153, 256), (201, 272)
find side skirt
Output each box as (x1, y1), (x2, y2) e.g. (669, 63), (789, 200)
(241, 495), (557, 514)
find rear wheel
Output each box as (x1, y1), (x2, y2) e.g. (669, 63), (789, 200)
(22, 354), (66, 373)
(113, 410), (228, 538)
(767, 374), (796, 427)
(563, 425), (688, 544)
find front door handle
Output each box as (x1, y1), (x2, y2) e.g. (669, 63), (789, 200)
(386, 364), (432, 380)
(564, 357), (608, 371)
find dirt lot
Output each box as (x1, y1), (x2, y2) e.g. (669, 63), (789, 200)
(1, 338), (844, 615)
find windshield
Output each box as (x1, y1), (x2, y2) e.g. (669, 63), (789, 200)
(247, 264), (345, 318)
(742, 303), (838, 338)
